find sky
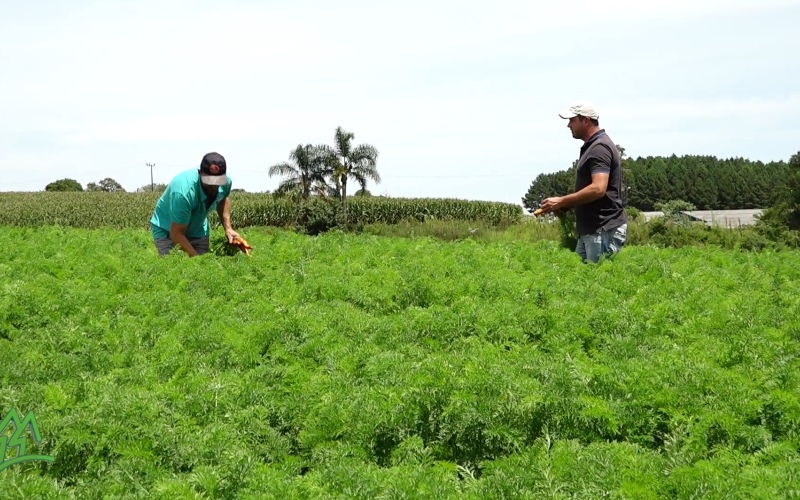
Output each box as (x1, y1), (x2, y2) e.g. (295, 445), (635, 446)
(2, 0), (799, 206)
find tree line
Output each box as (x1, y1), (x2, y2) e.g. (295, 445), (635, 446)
(44, 177), (173, 193)
(522, 146), (795, 212)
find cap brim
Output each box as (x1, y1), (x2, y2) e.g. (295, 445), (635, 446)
(200, 174), (228, 186)
(559, 111), (578, 119)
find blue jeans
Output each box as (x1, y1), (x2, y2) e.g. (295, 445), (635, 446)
(576, 223), (627, 263)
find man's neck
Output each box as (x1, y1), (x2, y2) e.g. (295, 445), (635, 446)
(582, 126), (602, 142)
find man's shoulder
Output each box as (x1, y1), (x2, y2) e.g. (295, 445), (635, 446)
(585, 133), (618, 162)
(216, 176), (233, 198)
(585, 130), (615, 148)
(169, 170), (199, 194)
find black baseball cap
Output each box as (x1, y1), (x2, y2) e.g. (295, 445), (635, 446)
(199, 152), (228, 186)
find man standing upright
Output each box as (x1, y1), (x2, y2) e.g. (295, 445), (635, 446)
(539, 102), (627, 263)
(149, 152), (241, 257)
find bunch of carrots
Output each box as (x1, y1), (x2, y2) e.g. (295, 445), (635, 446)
(229, 235), (253, 256)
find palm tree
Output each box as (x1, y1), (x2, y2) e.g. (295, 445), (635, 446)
(269, 144), (332, 199)
(328, 126), (380, 220)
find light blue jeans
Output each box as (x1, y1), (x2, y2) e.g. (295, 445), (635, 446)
(576, 223), (627, 263)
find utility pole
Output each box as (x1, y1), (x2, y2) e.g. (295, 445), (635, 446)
(146, 163), (155, 192)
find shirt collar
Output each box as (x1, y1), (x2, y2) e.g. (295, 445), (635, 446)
(587, 129), (606, 143)
(581, 129), (606, 151)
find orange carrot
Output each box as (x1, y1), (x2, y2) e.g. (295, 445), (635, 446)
(230, 235), (253, 256)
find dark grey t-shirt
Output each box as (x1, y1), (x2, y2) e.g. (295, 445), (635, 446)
(573, 130), (627, 235)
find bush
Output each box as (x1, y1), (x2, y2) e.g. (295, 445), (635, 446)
(293, 196), (341, 235)
(751, 203), (800, 249)
(735, 230), (775, 252)
(556, 211), (578, 250)
(45, 178), (83, 192)
(624, 206), (642, 222)
(653, 199), (696, 225)
(643, 217), (794, 251)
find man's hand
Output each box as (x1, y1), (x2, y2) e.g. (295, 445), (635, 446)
(225, 228), (241, 244)
(540, 196), (565, 214)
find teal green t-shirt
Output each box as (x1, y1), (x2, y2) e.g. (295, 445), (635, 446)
(149, 169), (232, 239)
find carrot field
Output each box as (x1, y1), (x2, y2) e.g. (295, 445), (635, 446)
(1, 226), (799, 499)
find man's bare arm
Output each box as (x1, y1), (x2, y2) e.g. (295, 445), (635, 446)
(170, 222), (197, 257)
(216, 197), (233, 232)
(559, 172), (609, 209)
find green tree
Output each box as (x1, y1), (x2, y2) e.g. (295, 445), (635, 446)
(787, 151), (800, 229)
(45, 179), (83, 192)
(87, 178), (125, 192)
(754, 151), (800, 243)
(269, 144), (332, 199)
(618, 144), (633, 206)
(136, 183), (167, 194)
(521, 162), (576, 213)
(325, 126), (381, 220)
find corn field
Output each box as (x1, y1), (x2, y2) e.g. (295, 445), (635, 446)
(0, 192), (524, 229)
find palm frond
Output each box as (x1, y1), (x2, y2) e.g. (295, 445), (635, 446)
(350, 144), (379, 164)
(334, 126), (354, 158)
(314, 146), (338, 177)
(268, 162), (299, 179)
(349, 145), (381, 184)
(310, 179), (337, 198)
(273, 178), (301, 197)
(289, 144), (313, 169)
(352, 172), (369, 191)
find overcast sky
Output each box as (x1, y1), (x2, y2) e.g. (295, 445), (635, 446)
(3, 0), (799, 204)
